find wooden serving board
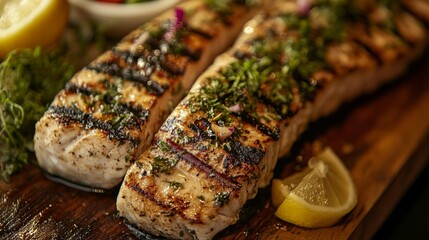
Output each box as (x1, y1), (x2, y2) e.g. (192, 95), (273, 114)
(1, 51), (429, 240)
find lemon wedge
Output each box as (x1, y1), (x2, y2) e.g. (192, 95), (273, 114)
(0, 0), (69, 58)
(272, 147), (357, 228)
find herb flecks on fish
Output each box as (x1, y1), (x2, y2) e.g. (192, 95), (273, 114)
(189, 0), (407, 128)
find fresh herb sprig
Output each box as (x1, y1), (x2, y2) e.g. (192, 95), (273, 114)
(0, 47), (75, 181)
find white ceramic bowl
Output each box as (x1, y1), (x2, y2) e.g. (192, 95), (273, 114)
(68, 0), (180, 38)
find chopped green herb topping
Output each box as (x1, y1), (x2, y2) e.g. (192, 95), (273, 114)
(151, 156), (178, 175)
(81, 79), (149, 130)
(189, 35), (316, 122)
(197, 195), (206, 201)
(157, 140), (171, 152)
(190, 0), (404, 126)
(147, 19), (190, 57)
(165, 181), (184, 190)
(190, 58), (265, 121)
(213, 191), (230, 207)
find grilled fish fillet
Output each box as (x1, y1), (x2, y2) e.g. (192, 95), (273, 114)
(117, 0), (429, 239)
(34, 0), (263, 189)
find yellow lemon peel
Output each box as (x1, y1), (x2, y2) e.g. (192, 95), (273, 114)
(0, 0), (69, 58)
(272, 147), (357, 228)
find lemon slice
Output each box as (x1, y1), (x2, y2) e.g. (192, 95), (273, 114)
(0, 0), (69, 58)
(273, 147), (357, 228)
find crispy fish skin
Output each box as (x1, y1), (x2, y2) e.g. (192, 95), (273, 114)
(117, 1), (428, 239)
(34, 0), (261, 189)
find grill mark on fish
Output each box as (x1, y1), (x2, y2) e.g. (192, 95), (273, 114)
(258, 95), (290, 119)
(237, 112), (280, 140)
(234, 50), (253, 60)
(188, 26), (214, 40)
(48, 105), (138, 147)
(223, 140), (265, 166)
(113, 47), (189, 77)
(86, 60), (167, 96)
(115, 30), (204, 70)
(160, 54), (189, 76)
(352, 39), (384, 64)
(166, 139), (241, 190)
(188, 118), (216, 140)
(64, 82), (95, 96)
(350, 24), (399, 64)
(179, 29), (207, 61)
(64, 82), (150, 126)
(291, 70), (320, 101)
(182, 44), (202, 62)
(403, 8), (429, 27)
(125, 178), (201, 224)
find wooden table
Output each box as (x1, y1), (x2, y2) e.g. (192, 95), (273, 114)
(1, 51), (429, 240)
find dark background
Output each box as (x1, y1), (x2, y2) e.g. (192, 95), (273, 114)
(375, 161), (429, 240)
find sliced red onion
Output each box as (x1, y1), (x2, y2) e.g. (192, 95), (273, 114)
(164, 7), (185, 42)
(175, 7), (185, 29)
(229, 103), (241, 113)
(297, 0), (312, 17)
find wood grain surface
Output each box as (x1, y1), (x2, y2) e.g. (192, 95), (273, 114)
(1, 51), (429, 239)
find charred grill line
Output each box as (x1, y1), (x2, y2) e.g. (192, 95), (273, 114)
(187, 27), (214, 40)
(402, 7), (429, 28)
(233, 50), (252, 60)
(166, 139), (241, 190)
(188, 118), (216, 140)
(127, 181), (171, 212)
(86, 61), (167, 96)
(64, 82), (95, 96)
(189, 123), (210, 140)
(48, 105), (137, 147)
(113, 33), (199, 74)
(291, 70), (320, 101)
(111, 48), (143, 62)
(64, 82), (150, 125)
(352, 38), (384, 64)
(258, 94), (291, 119)
(177, 28), (205, 61)
(125, 179), (202, 224)
(183, 47), (202, 62)
(102, 103), (149, 130)
(237, 112), (280, 141)
(224, 140), (265, 166)
(112, 48), (186, 77)
(160, 55), (187, 76)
